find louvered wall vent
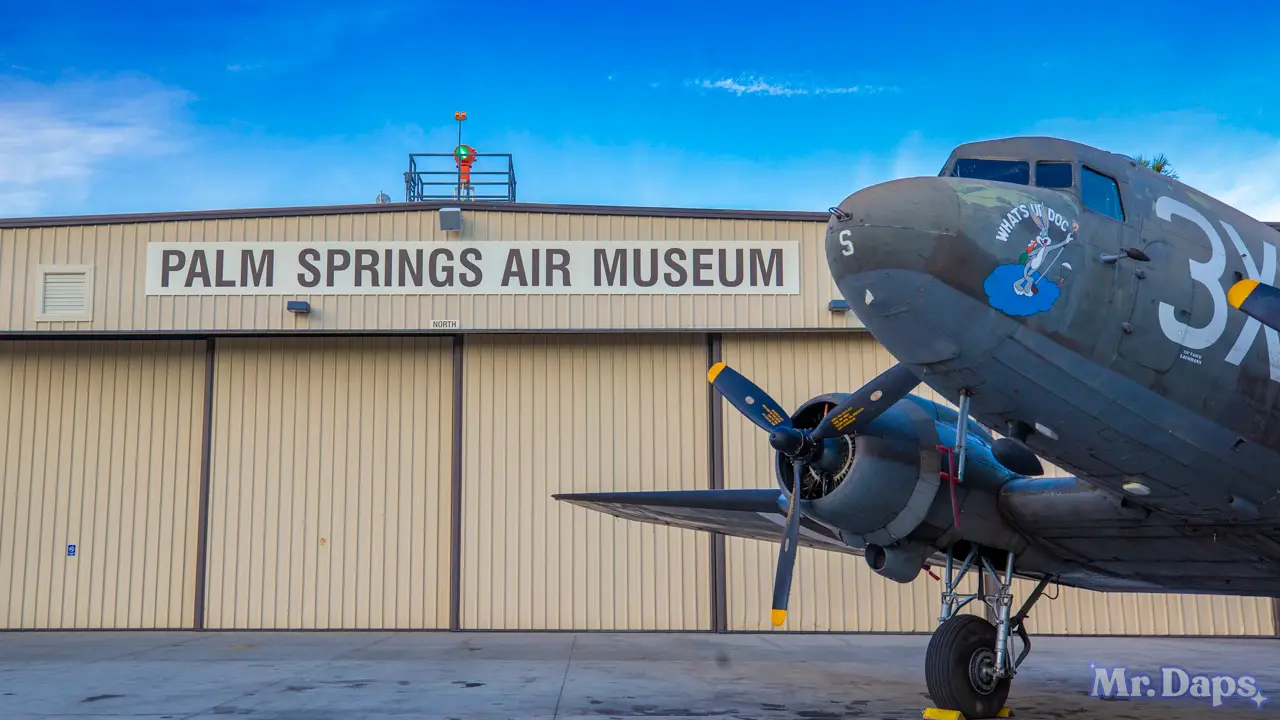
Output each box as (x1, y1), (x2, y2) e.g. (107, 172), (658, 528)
(36, 266), (94, 322)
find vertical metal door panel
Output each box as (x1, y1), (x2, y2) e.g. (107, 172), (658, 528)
(206, 337), (452, 629)
(0, 341), (204, 628)
(461, 334), (712, 630)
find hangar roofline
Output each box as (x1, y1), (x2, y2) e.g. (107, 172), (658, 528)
(5, 198), (1279, 234)
(0, 200), (830, 230)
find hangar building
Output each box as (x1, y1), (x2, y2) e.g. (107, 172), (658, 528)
(1, 200), (1276, 637)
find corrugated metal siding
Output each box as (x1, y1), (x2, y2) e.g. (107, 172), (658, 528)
(0, 340), (204, 628)
(461, 334), (712, 629)
(0, 212), (855, 333)
(1013, 580), (1276, 636)
(204, 337), (453, 629)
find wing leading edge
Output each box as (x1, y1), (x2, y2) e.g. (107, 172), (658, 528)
(552, 489), (861, 555)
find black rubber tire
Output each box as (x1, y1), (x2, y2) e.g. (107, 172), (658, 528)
(925, 614), (1011, 719)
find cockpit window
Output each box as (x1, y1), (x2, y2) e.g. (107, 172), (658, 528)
(1082, 166), (1125, 221)
(1035, 162), (1073, 189)
(951, 159), (1029, 185)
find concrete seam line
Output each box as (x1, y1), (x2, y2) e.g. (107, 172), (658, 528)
(551, 634), (578, 718)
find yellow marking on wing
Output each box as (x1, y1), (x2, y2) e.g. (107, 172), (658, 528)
(1229, 279), (1260, 309)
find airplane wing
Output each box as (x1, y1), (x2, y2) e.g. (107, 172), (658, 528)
(1229, 278), (1280, 331)
(553, 488), (862, 555)
(558, 484), (1280, 596)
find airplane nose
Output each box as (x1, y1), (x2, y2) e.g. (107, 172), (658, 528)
(826, 177), (961, 316)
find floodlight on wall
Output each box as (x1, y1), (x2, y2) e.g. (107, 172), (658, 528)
(440, 207), (462, 232)
(287, 300), (311, 315)
(828, 299), (852, 312)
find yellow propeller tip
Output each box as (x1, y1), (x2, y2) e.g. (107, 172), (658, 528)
(707, 362), (727, 383)
(1229, 279), (1260, 309)
(771, 609), (787, 627)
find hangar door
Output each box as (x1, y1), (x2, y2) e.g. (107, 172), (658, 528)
(461, 334), (712, 630)
(0, 341), (206, 629)
(723, 333), (1277, 637)
(205, 338), (453, 629)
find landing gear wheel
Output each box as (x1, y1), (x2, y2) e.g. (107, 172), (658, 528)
(926, 614), (1011, 719)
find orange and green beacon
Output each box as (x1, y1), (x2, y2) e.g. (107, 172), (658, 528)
(454, 144), (477, 185)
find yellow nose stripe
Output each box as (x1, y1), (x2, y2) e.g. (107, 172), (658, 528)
(1229, 279), (1260, 309)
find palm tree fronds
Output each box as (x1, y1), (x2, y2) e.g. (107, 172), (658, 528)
(1132, 153), (1180, 179)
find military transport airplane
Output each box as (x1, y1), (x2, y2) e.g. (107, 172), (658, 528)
(554, 137), (1280, 718)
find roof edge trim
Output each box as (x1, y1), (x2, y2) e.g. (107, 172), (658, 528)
(0, 200), (831, 229)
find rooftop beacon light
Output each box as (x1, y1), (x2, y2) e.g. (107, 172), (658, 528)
(452, 111), (476, 200)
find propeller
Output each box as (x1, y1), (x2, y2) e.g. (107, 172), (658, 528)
(707, 361), (920, 626)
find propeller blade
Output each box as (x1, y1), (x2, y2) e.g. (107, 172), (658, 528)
(770, 460), (804, 627)
(1229, 279), (1280, 333)
(707, 362), (793, 433)
(810, 363), (919, 441)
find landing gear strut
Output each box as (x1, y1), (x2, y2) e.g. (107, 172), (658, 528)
(925, 544), (1052, 719)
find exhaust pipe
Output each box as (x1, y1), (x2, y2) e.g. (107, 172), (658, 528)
(865, 541), (931, 583)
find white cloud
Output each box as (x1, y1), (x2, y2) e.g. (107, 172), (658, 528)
(0, 78), (469, 217)
(0, 188), (44, 218)
(0, 76), (190, 217)
(0, 72), (933, 217)
(691, 75), (892, 97)
(15, 75), (1280, 224)
(0, 79), (938, 218)
(695, 77), (806, 97)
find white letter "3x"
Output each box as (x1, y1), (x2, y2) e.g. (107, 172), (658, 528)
(1223, 224), (1280, 381)
(1156, 196), (1280, 381)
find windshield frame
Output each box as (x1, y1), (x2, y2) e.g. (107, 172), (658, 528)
(1033, 160), (1075, 190)
(943, 156), (1080, 193)
(949, 158), (1031, 186)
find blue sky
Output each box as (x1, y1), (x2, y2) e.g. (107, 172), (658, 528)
(3, 1), (1280, 219)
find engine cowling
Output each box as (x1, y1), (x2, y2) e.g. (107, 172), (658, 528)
(772, 393), (1029, 582)
(773, 393), (943, 549)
